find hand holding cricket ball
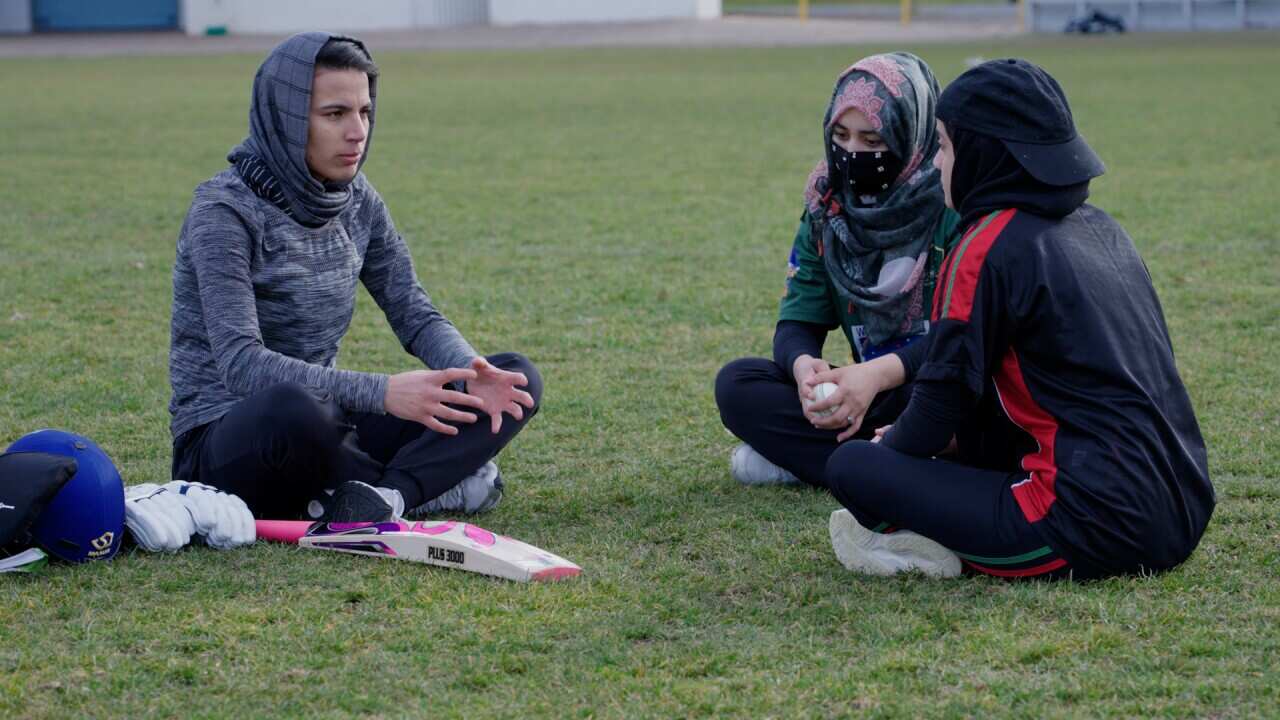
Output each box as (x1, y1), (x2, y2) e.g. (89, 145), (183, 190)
(806, 368), (874, 441)
(805, 372), (860, 431)
(792, 354), (832, 423)
(807, 354), (909, 442)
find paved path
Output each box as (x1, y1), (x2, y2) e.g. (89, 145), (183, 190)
(0, 16), (1023, 59)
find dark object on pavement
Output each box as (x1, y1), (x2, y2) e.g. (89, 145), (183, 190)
(1065, 10), (1127, 33)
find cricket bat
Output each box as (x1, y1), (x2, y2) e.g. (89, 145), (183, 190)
(255, 519), (582, 583)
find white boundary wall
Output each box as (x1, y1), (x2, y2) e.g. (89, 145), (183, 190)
(180, 0), (489, 35)
(179, 0), (721, 35)
(0, 0), (33, 33)
(489, 0), (721, 25)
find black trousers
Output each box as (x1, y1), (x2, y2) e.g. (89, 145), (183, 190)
(172, 352), (542, 519)
(716, 357), (1090, 579)
(714, 357), (913, 487)
(824, 441), (1091, 579)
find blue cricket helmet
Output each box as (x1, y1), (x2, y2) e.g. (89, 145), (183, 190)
(4, 429), (125, 563)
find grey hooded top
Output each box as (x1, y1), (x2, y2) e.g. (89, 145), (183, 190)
(167, 33), (476, 438)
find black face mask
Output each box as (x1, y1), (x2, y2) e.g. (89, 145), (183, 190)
(828, 145), (903, 198)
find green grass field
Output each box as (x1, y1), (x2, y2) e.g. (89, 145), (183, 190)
(1, 33), (1277, 719)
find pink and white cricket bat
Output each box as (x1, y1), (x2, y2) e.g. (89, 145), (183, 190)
(256, 519), (581, 583)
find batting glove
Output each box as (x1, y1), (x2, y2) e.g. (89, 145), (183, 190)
(124, 483), (196, 553)
(167, 481), (256, 550)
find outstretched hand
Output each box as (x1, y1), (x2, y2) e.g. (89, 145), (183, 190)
(465, 356), (536, 434)
(385, 367), (483, 435)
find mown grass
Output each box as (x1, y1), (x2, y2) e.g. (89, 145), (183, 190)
(0, 33), (1277, 719)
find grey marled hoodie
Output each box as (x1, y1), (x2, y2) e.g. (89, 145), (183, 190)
(168, 170), (477, 438)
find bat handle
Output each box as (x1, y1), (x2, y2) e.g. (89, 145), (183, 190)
(255, 519), (317, 544)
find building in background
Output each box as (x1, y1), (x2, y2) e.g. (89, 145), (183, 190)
(0, 0), (723, 34)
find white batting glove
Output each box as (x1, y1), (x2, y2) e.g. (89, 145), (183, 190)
(167, 481), (256, 550)
(124, 483), (196, 553)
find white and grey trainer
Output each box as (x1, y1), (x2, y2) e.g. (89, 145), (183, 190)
(406, 462), (503, 517)
(829, 508), (962, 578)
(730, 443), (801, 487)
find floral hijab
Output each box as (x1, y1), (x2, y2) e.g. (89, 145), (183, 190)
(803, 52), (947, 345)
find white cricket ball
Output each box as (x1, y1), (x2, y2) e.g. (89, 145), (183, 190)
(809, 382), (839, 418)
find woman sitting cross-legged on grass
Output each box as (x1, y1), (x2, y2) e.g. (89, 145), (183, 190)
(822, 59), (1215, 580)
(716, 53), (960, 488)
(169, 33), (541, 523)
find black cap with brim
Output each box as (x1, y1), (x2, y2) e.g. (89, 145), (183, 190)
(938, 58), (1105, 186)
(1003, 133), (1106, 186)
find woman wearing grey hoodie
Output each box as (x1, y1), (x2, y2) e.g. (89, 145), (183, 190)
(168, 33), (540, 522)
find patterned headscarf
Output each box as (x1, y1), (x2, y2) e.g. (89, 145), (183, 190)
(803, 52), (947, 345)
(227, 32), (377, 227)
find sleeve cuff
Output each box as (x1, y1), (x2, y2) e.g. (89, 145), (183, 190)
(342, 372), (390, 415)
(915, 361), (986, 398)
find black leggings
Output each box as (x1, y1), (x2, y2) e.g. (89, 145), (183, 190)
(172, 352), (542, 519)
(714, 357), (912, 487)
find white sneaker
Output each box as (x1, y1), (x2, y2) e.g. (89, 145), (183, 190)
(730, 443), (800, 486)
(406, 462), (503, 517)
(829, 508), (962, 578)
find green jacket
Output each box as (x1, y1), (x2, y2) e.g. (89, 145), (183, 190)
(779, 207), (961, 362)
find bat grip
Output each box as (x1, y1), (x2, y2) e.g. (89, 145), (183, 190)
(255, 519), (316, 544)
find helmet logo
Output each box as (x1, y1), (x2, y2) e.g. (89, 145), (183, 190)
(88, 531), (116, 556)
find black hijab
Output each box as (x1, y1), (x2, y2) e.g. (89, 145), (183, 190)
(946, 125), (1090, 232)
